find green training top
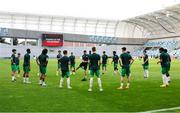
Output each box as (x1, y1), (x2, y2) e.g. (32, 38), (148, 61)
(102, 54), (108, 64)
(113, 55), (119, 63)
(143, 53), (149, 66)
(38, 54), (49, 67)
(120, 52), (132, 68)
(160, 52), (169, 67)
(89, 53), (101, 70)
(23, 53), (30, 66)
(82, 54), (89, 62)
(69, 55), (75, 64)
(60, 56), (70, 71)
(11, 54), (16, 65)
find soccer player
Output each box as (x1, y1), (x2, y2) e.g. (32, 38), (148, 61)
(16, 53), (21, 77)
(23, 49), (31, 83)
(89, 51), (92, 55)
(157, 48), (169, 87)
(118, 47), (134, 89)
(142, 50), (149, 78)
(69, 52), (76, 75)
(56, 50), (62, 76)
(102, 51), (108, 75)
(88, 51), (92, 73)
(127, 51), (132, 77)
(76, 50), (89, 81)
(112, 51), (119, 74)
(88, 47), (103, 92)
(164, 49), (171, 83)
(36, 49), (49, 86)
(11, 49), (17, 82)
(59, 50), (72, 89)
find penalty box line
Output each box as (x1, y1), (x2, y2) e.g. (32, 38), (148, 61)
(142, 106), (180, 113)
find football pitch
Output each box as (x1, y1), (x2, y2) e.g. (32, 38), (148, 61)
(0, 58), (180, 112)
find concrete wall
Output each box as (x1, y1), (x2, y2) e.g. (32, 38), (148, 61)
(0, 28), (148, 45)
(0, 28), (144, 58)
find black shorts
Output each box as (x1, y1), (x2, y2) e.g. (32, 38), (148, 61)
(79, 62), (88, 70)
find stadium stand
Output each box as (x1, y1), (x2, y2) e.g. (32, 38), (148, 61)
(132, 38), (180, 58)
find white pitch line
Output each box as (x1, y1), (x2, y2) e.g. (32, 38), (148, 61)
(142, 106), (180, 113)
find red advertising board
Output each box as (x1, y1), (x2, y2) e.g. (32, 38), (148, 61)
(42, 34), (63, 47)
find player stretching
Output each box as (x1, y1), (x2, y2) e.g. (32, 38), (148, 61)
(69, 52), (76, 75)
(76, 50), (89, 81)
(16, 53), (21, 77)
(142, 50), (149, 78)
(157, 48), (169, 87)
(23, 49), (31, 84)
(36, 49), (49, 86)
(112, 51), (119, 74)
(118, 47), (134, 89)
(102, 51), (108, 75)
(11, 49), (17, 82)
(56, 50), (62, 76)
(164, 49), (171, 83)
(88, 47), (103, 92)
(59, 50), (72, 89)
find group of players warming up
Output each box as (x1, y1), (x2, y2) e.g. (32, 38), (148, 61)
(142, 47), (171, 87)
(10, 46), (171, 91)
(11, 48), (49, 86)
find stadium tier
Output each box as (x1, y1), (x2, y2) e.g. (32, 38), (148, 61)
(131, 38), (180, 57)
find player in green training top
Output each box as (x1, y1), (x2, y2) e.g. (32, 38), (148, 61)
(88, 50), (92, 72)
(56, 50), (62, 76)
(142, 50), (149, 78)
(11, 49), (18, 82)
(59, 50), (72, 89)
(36, 49), (49, 87)
(76, 50), (89, 81)
(157, 48), (170, 87)
(88, 47), (103, 92)
(102, 51), (108, 75)
(164, 49), (171, 83)
(23, 49), (31, 84)
(112, 51), (119, 74)
(118, 47), (134, 89)
(16, 53), (21, 78)
(69, 52), (76, 75)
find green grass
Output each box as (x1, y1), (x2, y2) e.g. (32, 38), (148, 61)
(0, 58), (180, 112)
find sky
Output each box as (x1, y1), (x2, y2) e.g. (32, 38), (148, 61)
(0, 0), (179, 20)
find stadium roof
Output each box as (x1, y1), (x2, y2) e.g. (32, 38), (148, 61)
(0, 0), (179, 20)
(0, 1), (180, 38)
(123, 4), (180, 38)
